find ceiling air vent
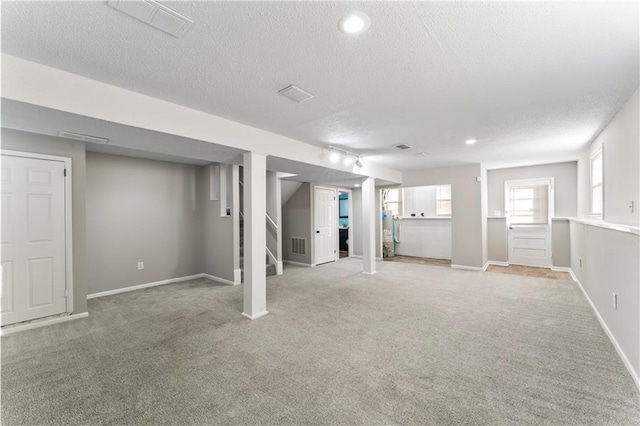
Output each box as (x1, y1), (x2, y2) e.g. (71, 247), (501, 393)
(59, 131), (109, 144)
(278, 85), (314, 103)
(107, 0), (194, 38)
(394, 143), (413, 150)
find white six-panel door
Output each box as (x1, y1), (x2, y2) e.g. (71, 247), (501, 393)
(314, 187), (336, 265)
(1, 154), (68, 326)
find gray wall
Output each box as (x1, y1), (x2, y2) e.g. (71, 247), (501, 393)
(198, 165), (236, 282)
(487, 161), (578, 218)
(282, 183), (312, 264)
(86, 152), (201, 294)
(577, 89), (639, 226)
(403, 164), (485, 268)
(570, 221), (639, 378)
(1, 128), (88, 314)
(487, 217), (507, 263)
(551, 219), (571, 268)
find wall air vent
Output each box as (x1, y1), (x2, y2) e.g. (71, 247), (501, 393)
(59, 131), (109, 144)
(291, 237), (307, 255)
(278, 85), (314, 103)
(394, 143), (413, 150)
(107, 0), (194, 38)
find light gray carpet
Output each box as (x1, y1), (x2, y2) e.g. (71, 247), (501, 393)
(2, 258), (639, 425)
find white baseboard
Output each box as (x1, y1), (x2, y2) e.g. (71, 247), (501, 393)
(573, 272), (640, 392)
(283, 260), (313, 267)
(276, 261), (283, 275)
(550, 266), (576, 281)
(1, 312), (89, 336)
(351, 254), (363, 259)
(202, 273), (237, 286)
(241, 310), (269, 320)
(484, 261), (509, 270)
(87, 274), (204, 299)
(362, 271), (377, 275)
(451, 264), (484, 271)
(234, 269), (242, 285)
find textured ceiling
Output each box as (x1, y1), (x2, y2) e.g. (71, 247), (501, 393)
(1, 1), (638, 170)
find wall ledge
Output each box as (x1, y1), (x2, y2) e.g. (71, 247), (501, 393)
(568, 218), (640, 235)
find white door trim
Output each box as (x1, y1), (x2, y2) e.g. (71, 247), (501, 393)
(313, 186), (337, 264)
(1, 149), (74, 315)
(504, 177), (554, 268)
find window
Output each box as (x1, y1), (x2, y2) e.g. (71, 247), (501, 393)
(590, 148), (603, 217)
(436, 185), (451, 216)
(383, 189), (402, 217)
(508, 185), (549, 225)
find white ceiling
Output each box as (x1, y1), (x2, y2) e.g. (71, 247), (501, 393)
(1, 1), (638, 170)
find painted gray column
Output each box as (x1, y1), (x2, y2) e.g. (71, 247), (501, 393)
(362, 177), (376, 274)
(242, 152), (268, 319)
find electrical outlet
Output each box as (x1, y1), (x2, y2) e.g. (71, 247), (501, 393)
(612, 292), (618, 310)
(137, 262), (144, 271)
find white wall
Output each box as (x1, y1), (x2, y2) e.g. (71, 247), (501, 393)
(403, 164), (485, 269)
(577, 89), (639, 226)
(282, 183), (312, 264)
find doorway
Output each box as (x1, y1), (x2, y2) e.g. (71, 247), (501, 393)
(337, 189), (353, 259)
(314, 186), (336, 265)
(1, 151), (73, 326)
(505, 178), (554, 267)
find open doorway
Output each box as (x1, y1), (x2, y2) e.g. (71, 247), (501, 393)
(337, 189), (353, 259)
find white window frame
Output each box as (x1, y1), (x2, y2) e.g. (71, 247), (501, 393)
(504, 177), (554, 226)
(590, 147), (603, 219)
(383, 188), (402, 217)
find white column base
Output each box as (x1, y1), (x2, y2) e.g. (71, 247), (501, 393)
(241, 311), (269, 320)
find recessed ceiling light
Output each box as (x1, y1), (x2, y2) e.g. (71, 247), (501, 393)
(338, 11), (371, 34)
(465, 139), (477, 145)
(354, 183), (361, 187)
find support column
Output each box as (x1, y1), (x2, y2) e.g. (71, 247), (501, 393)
(242, 152), (268, 320)
(362, 177), (377, 274)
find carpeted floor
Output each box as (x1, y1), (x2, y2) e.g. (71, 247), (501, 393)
(2, 258), (639, 425)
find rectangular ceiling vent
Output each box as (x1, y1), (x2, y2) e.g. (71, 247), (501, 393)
(59, 131), (109, 144)
(394, 143), (413, 150)
(107, 0), (194, 38)
(278, 85), (314, 103)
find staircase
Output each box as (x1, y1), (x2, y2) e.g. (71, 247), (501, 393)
(239, 215), (277, 279)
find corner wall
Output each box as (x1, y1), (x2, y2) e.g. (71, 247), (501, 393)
(86, 152), (202, 294)
(403, 164), (485, 269)
(1, 128), (88, 314)
(282, 183), (312, 265)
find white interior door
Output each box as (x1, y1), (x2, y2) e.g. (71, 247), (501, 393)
(1, 154), (68, 326)
(506, 178), (553, 267)
(314, 187), (336, 265)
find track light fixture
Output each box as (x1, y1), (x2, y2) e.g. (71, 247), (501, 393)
(327, 146), (363, 168)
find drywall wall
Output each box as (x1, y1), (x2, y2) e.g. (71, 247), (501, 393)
(551, 219), (570, 268)
(395, 219), (451, 259)
(198, 165), (236, 282)
(487, 161), (578, 218)
(570, 221), (639, 384)
(487, 217), (507, 263)
(281, 180), (303, 206)
(403, 164), (485, 269)
(577, 89), (639, 226)
(1, 128), (88, 314)
(86, 152), (201, 293)
(282, 183), (312, 264)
